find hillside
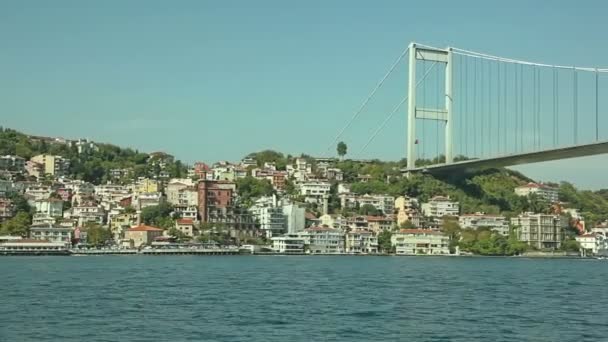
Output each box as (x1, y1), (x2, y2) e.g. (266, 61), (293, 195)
(0, 127), (187, 184)
(2, 127), (608, 224)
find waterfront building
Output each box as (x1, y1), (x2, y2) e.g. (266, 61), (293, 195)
(125, 225), (164, 247)
(514, 182), (559, 203)
(298, 226), (345, 254)
(576, 233), (607, 256)
(510, 213), (564, 249)
(271, 234), (306, 254)
(29, 224), (73, 246)
(421, 196), (459, 218)
(459, 213), (510, 236)
(391, 229), (450, 255)
(345, 230), (378, 254)
(0, 239), (69, 254)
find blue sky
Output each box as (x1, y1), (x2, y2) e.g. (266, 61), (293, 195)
(1, 0), (608, 189)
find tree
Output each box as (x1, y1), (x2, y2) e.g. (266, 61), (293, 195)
(440, 217), (461, 254)
(236, 176), (274, 205)
(337, 141), (347, 159)
(85, 224), (112, 246)
(140, 202), (173, 226)
(168, 227), (189, 242)
(0, 212), (32, 236)
(399, 220), (416, 229)
(377, 230), (393, 253)
(359, 204), (382, 216)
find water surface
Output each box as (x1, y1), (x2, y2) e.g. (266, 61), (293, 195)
(1, 256), (607, 341)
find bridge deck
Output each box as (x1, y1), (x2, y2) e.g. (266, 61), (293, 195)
(404, 140), (608, 174)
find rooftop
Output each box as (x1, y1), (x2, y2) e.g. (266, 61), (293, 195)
(128, 225), (163, 232)
(397, 229), (443, 235)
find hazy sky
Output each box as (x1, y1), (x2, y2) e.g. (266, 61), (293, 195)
(1, 0), (608, 189)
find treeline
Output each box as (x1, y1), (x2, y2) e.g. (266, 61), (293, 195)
(0, 127), (187, 185)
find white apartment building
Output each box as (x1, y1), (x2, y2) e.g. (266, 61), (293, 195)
(298, 226), (345, 254)
(510, 213), (564, 249)
(318, 214), (349, 231)
(514, 182), (559, 203)
(282, 204), (306, 234)
(576, 233), (607, 256)
(256, 207), (286, 238)
(345, 230), (378, 254)
(391, 229), (450, 255)
(0, 155), (26, 171)
(135, 192), (164, 210)
(165, 179), (198, 207)
(300, 181), (331, 198)
(29, 224), (73, 246)
(33, 199), (63, 218)
(271, 234), (306, 254)
(25, 185), (52, 201)
(459, 213), (510, 236)
(340, 193), (395, 214)
(68, 205), (106, 226)
(421, 196), (459, 217)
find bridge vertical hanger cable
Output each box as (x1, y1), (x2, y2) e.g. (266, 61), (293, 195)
(552, 67), (557, 147)
(513, 65), (520, 152)
(422, 60), (427, 161)
(497, 60), (501, 155)
(324, 46), (409, 155)
(574, 68), (578, 145)
(473, 57), (478, 157)
(436, 60), (440, 162)
(489, 59), (493, 156)
(461, 56), (470, 157)
(596, 70), (599, 141)
(481, 59), (486, 157)
(537, 67), (541, 150)
(556, 69), (560, 146)
(459, 55), (463, 157)
(520, 64), (524, 152)
(503, 62), (507, 155)
(533, 66), (537, 149)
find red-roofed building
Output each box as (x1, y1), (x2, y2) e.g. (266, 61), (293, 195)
(515, 182), (559, 203)
(125, 225), (164, 247)
(175, 219), (195, 237)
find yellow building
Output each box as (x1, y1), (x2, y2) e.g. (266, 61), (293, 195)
(134, 178), (159, 194)
(30, 154), (69, 176)
(110, 212), (139, 240)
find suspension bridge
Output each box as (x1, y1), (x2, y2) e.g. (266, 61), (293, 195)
(326, 42), (608, 174)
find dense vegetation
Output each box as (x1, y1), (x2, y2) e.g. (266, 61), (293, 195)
(0, 127), (187, 185)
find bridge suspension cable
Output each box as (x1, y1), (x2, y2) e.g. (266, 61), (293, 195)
(324, 46), (410, 155)
(354, 61), (439, 158)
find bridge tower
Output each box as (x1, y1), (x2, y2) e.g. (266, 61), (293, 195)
(406, 43), (453, 170)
